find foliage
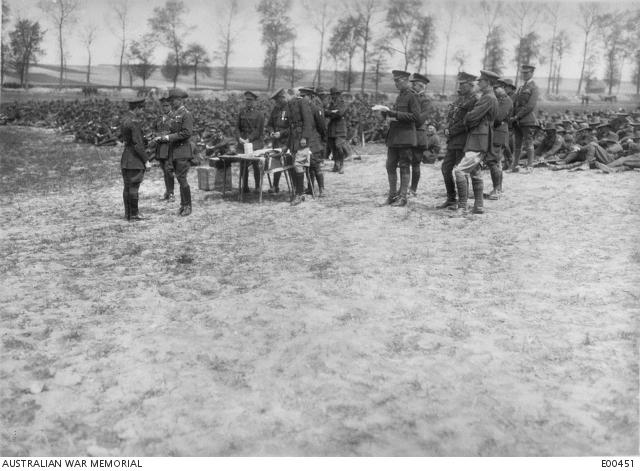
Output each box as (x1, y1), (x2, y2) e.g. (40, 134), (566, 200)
(183, 43), (211, 89)
(148, 0), (189, 88)
(256, 0), (296, 91)
(327, 16), (365, 92)
(9, 19), (45, 88)
(514, 32), (540, 70)
(385, 0), (421, 71)
(129, 36), (158, 88)
(484, 26), (505, 75)
(410, 15), (436, 75)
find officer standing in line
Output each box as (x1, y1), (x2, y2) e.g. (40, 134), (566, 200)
(120, 97), (150, 221)
(486, 79), (513, 199)
(498, 78), (517, 169)
(155, 87), (193, 216)
(297, 87), (327, 197)
(325, 87), (348, 175)
(452, 70), (499, 215)
(509, 64), (539, 173)
(437, 72), (478, 209)
(236, 90), (265, 193)
(409, 72), (433, 198)
(266, 88), (291, 194)
(152, 97), (175, 201)
(379, 70), (420, 207)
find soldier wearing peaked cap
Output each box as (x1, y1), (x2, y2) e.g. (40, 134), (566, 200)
(380, 70), (421, 206)
(266, 88), (291, 194)
(236, 90), (265, 193)
(409, 72), (434, 197)
(152, 96), (176, 202)
(438, 71), (477, 210)
(155, 87), (194, 216)
(451, 70), (499, 215)
(509, 64), (539, 173)
(120, 97), (150, 221)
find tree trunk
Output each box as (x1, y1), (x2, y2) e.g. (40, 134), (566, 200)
(194, 64), (198, 90)
(347, 55), (353, 92)
(317, 24), (325, 88)
(119, 41), (124, 89)
(360, 24), (370, 94)
(577, 34), (588, 95)
(58, 23), (64, 87)
(86, 52), (91, 84)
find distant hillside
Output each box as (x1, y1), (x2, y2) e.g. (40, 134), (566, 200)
(3, 63), (639, 98)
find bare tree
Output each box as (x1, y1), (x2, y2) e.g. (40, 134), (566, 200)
(410, 14), (436, 75)
(81, 25), (97, 84)
(38, 0), (81, 87)
(576, 2), (600, 96)
(215, 0), (239, 91)
(544, 2), (560, 95)
(110, 0), (130, 90)
(368, 37), (392, 96)
(327, 15), (364, 92)
(1, 2), (12, 85)
(506, 1), (543, 86)
(551, 31), (571, 94)
(354, 0), (380, 94)
(304, 0), (334, 88)
(441, 1), (457, 94)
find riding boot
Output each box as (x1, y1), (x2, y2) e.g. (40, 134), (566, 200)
(181, 186), (192, 216)
(398, 166), (410, 200)
(387, 170), (398, 198)
(489, 164), (501, 192)
(410, 163), (420, 193)
(123, 192), (130, 220)
(455, 171), (468, 208)
(472, 177), (484, 212)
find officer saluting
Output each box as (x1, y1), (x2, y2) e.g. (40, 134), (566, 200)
(120, 97), (150, 221)
(379, 69), (420, 207)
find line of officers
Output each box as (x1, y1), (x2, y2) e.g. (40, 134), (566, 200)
(381, 64), (538, 214)
(119, 85), (352, 220)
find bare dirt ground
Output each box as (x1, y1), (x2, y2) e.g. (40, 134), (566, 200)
(1, 126), (638, 456)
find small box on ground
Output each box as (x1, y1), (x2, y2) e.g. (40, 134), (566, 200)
(197, 166), (233, 191)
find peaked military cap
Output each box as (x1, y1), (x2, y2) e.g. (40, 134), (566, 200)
(244, 90), (258, 100)
(329, 87), (342, 95)
(127, 97), (145, 109)
(391, 69), (411, 79)
(521, 64), (536, 72)
(298, 86), (316, 96)
(270, 88), (285, 100)
(479, 70), (500, 83)
(497, 78), (516, 89)
(168, 88), (188, 99)
(316, 87), (330, 96)
(159, 96), (170, 103)
(410, 73), (430, 84)
(457, 71), (477, 83)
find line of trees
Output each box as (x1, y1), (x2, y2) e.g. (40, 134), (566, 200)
(1, 0), (640, 97)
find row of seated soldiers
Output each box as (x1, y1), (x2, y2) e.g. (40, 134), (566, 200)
(0, 92), (445, 150)
(515, 109), (640, 173)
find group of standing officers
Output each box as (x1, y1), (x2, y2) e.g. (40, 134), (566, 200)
(120, 63), (538, 220)
(381, 64), (538, 214)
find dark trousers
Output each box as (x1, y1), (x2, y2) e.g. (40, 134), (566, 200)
(242, 161), (260, 190)
(174, 158), (191, 207)
(513, 125), (535, 169)
(308, 151), (324, 190)
(158, 159), (175, 196)
(328, 137), (345, 170)
(441, 148), (465, 202)
(122, 168), (145, 217)
(386, 147), (412, 198)
(411, 148), (425, 192)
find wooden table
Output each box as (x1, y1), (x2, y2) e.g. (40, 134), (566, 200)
(209, 154), (267, 203)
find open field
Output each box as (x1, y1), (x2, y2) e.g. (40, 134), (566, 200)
(0, 125), (638, 456)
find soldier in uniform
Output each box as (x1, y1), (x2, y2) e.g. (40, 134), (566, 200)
(452, 70), (499, 215)
(296, 87), (327, 197)
(438, 72), (477, 209)
(154, 87), (194, 216)
(509, 64), (539, 172)
(486, 79), (513, 199)
(325, 87), (348, 174)
(152, 97), (175, 201)
(379, 70), (420, 207)
(120, 98), (151, 221)
(409, 72), (433, 197)
(266, 88), (291, 194)
(236, 90), (265, 193)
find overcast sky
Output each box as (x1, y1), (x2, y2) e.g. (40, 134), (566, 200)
(2, 0), (635, 80)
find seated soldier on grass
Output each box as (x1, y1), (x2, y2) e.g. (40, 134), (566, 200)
(550, 125), (615, 171)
